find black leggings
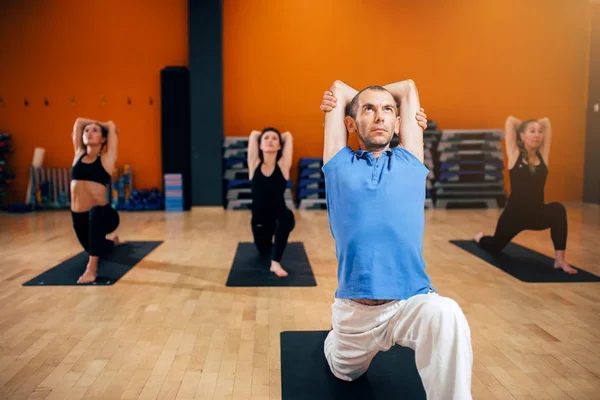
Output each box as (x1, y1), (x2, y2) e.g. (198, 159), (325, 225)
(71, 204), (120, 257)
(251, 208), (295, 262)
(478, 202), (567, 254)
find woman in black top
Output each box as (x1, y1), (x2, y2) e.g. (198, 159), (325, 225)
(70, 118), (121, 284)
(474, 116), (576, 274)
(247, 127), (294, 277)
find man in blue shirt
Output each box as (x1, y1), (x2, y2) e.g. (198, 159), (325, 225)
(320, 80), (472, 400)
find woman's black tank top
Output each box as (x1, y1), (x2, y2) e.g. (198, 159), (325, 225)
(507, 151), (547, 207)
(70, 153), (111, 186)
(251, 162), (287, 221)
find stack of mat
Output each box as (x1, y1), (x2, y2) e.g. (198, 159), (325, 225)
(164, 173), (183, 211)
(222, 136), (294, 210)
(296, 158), (326, 210)
(434, 129), (507, 209)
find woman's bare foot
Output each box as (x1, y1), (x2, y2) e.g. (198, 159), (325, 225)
(473, 232), (484, 243)
(554, 259), (578, 274)
(554, 250), (577, 274)
(77, 259), (98, 284)
(270, 261), (288, 278)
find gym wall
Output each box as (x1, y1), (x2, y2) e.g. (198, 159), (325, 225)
(222, 0), (592, 202)
(0, 0), (593, 206)
(0, 0), (188, 204)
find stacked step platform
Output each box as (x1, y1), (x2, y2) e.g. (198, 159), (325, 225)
(434, 129), (507, 209)
(296, 158), (326, 210)
(223, 136), (295, 210)
(388, 121), (441, 209)
(422, 121), (442, 209)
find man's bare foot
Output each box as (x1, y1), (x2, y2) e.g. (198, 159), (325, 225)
(270, 261), (288, 278)
(77, 262), (98, 284)
(554, 259), (578, 274)
(473, 232), (484, 243)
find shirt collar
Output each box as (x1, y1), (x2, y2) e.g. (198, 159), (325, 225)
(355, 149), (393, 160)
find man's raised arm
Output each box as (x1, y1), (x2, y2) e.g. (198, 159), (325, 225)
(384, 79), (424, 163)
(322, 80), (358, 164)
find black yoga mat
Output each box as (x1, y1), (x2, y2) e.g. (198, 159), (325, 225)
(450, 240), (600, 283)
(280, 331), (425, 400)
(225, 242), (316, 287)
(23, 241), (163, 286)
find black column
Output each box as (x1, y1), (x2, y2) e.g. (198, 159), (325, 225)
(188, 0), (223, 206)
(160, 66), (192, 211)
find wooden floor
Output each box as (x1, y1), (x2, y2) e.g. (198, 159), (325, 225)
(0, 204), (599, 400)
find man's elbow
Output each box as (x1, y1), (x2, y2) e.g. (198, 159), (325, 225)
(405, 79), (417, 94)
(394, 79), (417, 101)
(330, 80), (347, 92)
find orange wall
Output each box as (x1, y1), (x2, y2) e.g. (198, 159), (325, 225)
(223, 0), (592, 202)
(0, 0), (188, 204)
(0, 1), (592, 205)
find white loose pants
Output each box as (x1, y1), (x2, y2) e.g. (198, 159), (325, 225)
(324, 292), (472, 400)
